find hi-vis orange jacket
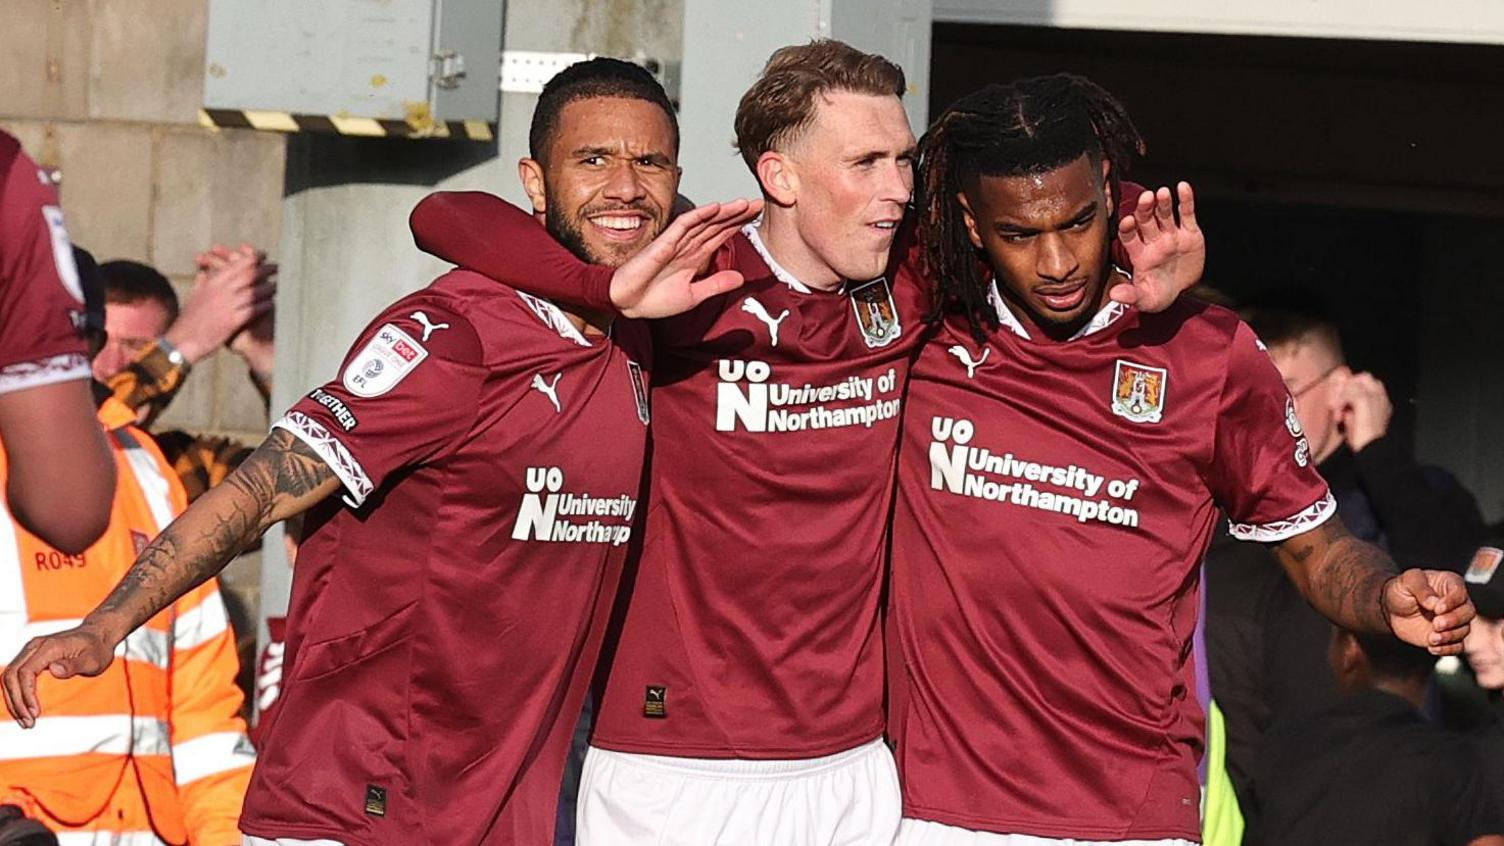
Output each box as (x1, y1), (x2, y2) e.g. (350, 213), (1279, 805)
(0, 397), (255, 845)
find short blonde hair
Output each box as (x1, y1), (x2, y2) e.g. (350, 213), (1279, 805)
(733, 39), (906, 171)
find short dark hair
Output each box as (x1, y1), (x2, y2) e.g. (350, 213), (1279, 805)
(734, 39), (906, 172)
(528, 57), (679, 162)
(916, 74), (1145, 341)
(1355, 632), (1436, 682)
(1239, 297), (1344, 361)
(100, 259), (179, 324)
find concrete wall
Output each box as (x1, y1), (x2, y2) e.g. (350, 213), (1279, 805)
(0, 0), (287, 628)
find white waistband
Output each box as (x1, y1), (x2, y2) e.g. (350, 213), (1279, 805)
(589, 738), (888, 780)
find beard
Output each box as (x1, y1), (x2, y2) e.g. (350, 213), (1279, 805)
(544, 193), (661, 269)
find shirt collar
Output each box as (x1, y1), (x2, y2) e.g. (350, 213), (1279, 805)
(517, 291), (592, 347)
(987, 278), (1130, 342)
(743, 222), (847, 295)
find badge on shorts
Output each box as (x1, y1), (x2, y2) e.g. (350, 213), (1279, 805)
(627, 360), (650, 425)
(342, 323), (427, 398)
(644, 685), (667, 718)
(1111, 359), (1168, 424)
(364, 784), (387, 817)
(1466, 547), (1503, 585)
(849, 277), (902, 349)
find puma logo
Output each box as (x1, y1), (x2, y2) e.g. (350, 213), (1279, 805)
(411, 311), (450, 342)
(948, 345), (990, 379)
(741, 297), (791, 347)
(531, 372), (562, 413)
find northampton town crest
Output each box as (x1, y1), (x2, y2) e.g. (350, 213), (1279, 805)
(849, 277), (902, 348)
(1111, 359), (1168, 424)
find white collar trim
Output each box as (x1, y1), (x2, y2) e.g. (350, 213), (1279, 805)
(743, 222), (825, 294)
(987, 279), (1129, 342)
(517, 291), (592, 347)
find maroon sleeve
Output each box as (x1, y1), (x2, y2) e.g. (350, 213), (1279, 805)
(0, 132), (89, 393)
(272, 297), (485, 507)
(409, 191), (615, 312)
(1208, 321), (1335, 542)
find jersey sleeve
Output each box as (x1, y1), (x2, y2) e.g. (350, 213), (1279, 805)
(272, 297), (485, 507)
(0, 134), (89, 394)
(410, 191), (616, 311)
(1208, 321), (1335, 542)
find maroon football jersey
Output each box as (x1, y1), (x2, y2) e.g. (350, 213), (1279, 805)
(243, 272), (652, 844)
(410, 194), (929, 758)
(888, 291), (1333, 840)
(0, 131), (88, 394)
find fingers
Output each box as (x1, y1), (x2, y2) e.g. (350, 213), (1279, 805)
(2, 639), (50, 727)
(1107, 279), (1139, 306)
(1152, 186), (1174, 234)
(1176, 182), (1199, 232)
(688, 270), (746, 307)
(1396, 568), (1440, 611)
(1130, 189), (1156, 244)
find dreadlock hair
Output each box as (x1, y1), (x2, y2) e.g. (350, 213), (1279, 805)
(915, 73), (1145, 342)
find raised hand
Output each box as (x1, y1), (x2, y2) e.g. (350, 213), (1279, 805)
(1382, 568), (1475, 656)
(1110, 182), (1205, 312)
(610, 199), (763, 319)
(2, 623), (116, 727)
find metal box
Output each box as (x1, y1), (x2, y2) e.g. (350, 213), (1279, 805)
(202, 0), (503, 139)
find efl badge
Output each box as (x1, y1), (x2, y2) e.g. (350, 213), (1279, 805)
(1111, 359), (1168, 424)
(1466, 547), (1503, 585)
(627, 360), (651, 425)
(849, 277), (902, 349)
(343, 323), (427, 398)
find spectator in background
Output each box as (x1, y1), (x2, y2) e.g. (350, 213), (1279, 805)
(0, 129), (114, 553)
(95, 245), (276, 500)
(1439, 543), (1504, 769)
(1245, 626), (1504, 846)
(0, 247), (254, 845)
(1204, 300), (1489, 810)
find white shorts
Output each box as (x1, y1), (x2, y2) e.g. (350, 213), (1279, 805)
(578, 739), (901, 845)
(896, 818), (1196, 846)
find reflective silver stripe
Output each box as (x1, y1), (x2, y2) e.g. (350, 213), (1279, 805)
(56, 831), (167, 845)
(173, 590), (231, 651)
(115, 428), (177, 532)
(172, 729), (256, 785)
(0, 618), (170, 671)
(0, 714), (170, 759)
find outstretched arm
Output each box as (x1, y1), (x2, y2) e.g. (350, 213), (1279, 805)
(1272, 517), (1474, 654)
(1110, 181), (1205, 312)
(2, 429), (341, 726)
(411, 192), (760, 318)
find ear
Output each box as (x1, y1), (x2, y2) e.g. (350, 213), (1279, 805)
(1100, 158), (1115, 218)
(755, 151), (798, 207)
(518, 158), (547, 216)
(1329, 628), (1365, 689)
(956, 191), (984, 251)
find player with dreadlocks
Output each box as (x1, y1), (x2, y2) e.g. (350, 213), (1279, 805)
(887, 73), (1475, 845)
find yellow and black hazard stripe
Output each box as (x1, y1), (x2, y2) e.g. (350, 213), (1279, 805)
(198, 108), (495, 142)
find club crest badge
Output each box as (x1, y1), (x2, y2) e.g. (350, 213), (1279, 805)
(1111, 359), (1168, 424)
(1466, 546), (1503, 585)
(1285, 397), (1304, 437)
(849, 277), (902, 349)
(342, 323), (427, 397)
(627, 360), (651, 425)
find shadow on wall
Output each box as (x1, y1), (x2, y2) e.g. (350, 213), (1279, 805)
(283, 133), (499, 195)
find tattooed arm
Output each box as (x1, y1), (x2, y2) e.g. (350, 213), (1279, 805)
(2, 429), (340, 726)
(1272, 516), (1474, 655)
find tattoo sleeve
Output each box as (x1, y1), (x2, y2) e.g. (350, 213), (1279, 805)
(1272, 518), (1397, 635)
(86, 429), (340, 641)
